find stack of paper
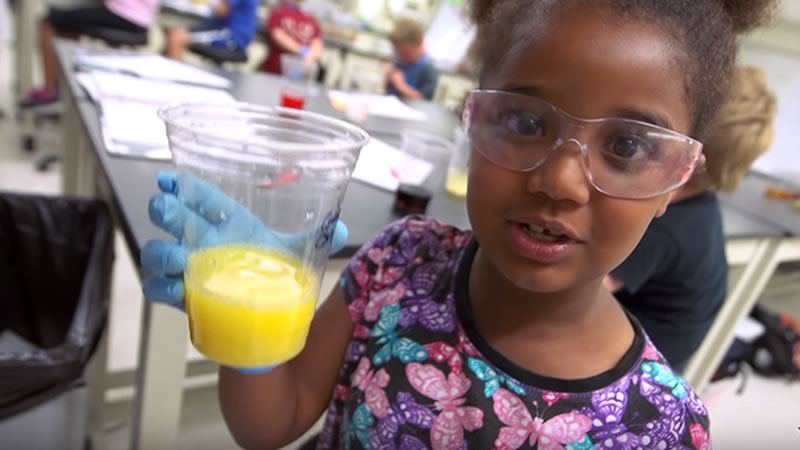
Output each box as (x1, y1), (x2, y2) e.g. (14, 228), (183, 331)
(352, 138), (434, 191)
(328, 91), (428, 122)
(77, 67), (235, 160)
(75, 53), (231, 88)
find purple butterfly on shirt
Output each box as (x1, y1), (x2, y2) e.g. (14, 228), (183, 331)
(373, 391), (435, 448)
(586, 376), (640, 450)
(397, 263), (456, 333)
(637, 377), (691, 450)
(371, 434), (430, 450)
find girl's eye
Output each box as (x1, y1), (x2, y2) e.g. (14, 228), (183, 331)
(607, 135), (656, 160)
(498, 110), (546, 137)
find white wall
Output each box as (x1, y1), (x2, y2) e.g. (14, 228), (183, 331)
(781, 0), (800, 24)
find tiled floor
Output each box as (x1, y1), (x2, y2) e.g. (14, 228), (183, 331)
(2, 26), (800, 450)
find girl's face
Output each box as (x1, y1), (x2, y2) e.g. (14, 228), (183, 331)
(468, 8), (692, 293)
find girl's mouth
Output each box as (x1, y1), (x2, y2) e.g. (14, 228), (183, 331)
(509, 222), (579, 263)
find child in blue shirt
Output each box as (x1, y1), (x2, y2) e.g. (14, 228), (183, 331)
(386, 18), (439, 101)
(143, 0), (777, 448)
(166, 0), (258, 60)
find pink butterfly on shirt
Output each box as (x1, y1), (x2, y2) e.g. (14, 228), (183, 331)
(690, 424), (710, 450)
(364, 284), (407, 322)
(492, 389), (591, 450)
(406, 363), (484, 450)
(642, 344), (662, 361)
(425, 327), (480, 375)
(541, 391), (569, 406)
(351, 357), (391, 418)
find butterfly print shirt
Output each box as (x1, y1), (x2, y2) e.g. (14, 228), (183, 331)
(316, 217), (711, 450)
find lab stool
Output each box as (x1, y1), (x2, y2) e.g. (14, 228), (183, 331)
(82, 27), (149, 48)
(189, 43), (248, 67)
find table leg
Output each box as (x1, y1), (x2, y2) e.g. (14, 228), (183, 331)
(84, 321), (109, 436)
(684, 238), (782, 392)
(14, 0), (37, 98)
(61, 91), (79, 194)
(130, 300), (189, 450)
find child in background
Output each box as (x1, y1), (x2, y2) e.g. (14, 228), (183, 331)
(261, 0), (324, 75)
(166, 0), (259, 61)
(608, 66), (778, 372)
(142, 0), (778, 448)
(386, 18), (439, 101)
(19, 0), (159, 107)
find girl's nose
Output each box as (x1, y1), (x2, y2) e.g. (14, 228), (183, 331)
(525, 138), (593, 205)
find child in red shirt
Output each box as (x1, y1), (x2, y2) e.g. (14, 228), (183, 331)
(261, 0), (323, 75)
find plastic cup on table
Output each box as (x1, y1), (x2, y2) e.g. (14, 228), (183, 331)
(280, 54), (318, 109)
(446, 128), (470, 198)
(158, 102), (369, 370)
(400, 130), (454, 192)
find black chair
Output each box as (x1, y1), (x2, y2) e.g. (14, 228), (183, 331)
(82, 27), (148, 48)
(189, 43), (248, 66)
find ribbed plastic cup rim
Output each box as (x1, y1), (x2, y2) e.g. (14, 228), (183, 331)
(158, 101), (371, 155)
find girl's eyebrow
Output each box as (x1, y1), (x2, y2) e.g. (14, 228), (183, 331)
(607, 108), (673, 130)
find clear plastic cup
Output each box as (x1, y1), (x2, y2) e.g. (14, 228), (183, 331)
(280, 54), (318, 109)
(446, 128), (470, 197)
(159, 102), (369, 369)
(400, 130), (454, 192)
(281, 54), (315, 81)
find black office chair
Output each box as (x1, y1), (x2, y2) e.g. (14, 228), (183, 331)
(82, 27), (149, 48)
(189, 43), (248, 66)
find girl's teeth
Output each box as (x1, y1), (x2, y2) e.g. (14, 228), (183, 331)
(524, 224), (565, 241)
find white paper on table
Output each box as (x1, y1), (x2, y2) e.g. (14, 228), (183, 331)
(83, 72), (235, 160)
(352, 138), (434, 191)
(75, 54), (231, 89)
(76, 72), (101, 101)
(328, 91), (428, 122)
(100, 99), (170, 148)
(89, 71), (235, 105)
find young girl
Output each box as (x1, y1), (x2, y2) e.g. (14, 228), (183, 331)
(143, 0), (776, 448)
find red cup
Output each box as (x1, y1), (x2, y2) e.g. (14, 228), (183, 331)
(281, 90), (306, 110)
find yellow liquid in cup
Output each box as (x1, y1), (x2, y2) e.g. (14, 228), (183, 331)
(446, 169), (468, 198)
(184, 245), (318, 368)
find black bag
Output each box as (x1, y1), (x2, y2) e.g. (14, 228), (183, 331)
(0, 193), (113, 420)
(748, 305), (800, 381)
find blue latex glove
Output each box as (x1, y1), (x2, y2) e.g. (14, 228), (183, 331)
(142, 170), (349, 308)
(141, 171), (349, 373)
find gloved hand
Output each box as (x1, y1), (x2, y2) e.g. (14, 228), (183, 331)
(141, 171), (349, 374)
(141, 170), (349, 310)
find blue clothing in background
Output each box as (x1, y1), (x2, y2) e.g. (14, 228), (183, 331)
(388, 55), (439, 100)
(211, 0), (259, 49)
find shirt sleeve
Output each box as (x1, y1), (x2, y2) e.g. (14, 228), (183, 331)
(418, 63), (439, 100)
(611, 223), (678, 294)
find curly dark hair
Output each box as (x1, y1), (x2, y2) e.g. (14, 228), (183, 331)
(468, 0), (778, 137)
